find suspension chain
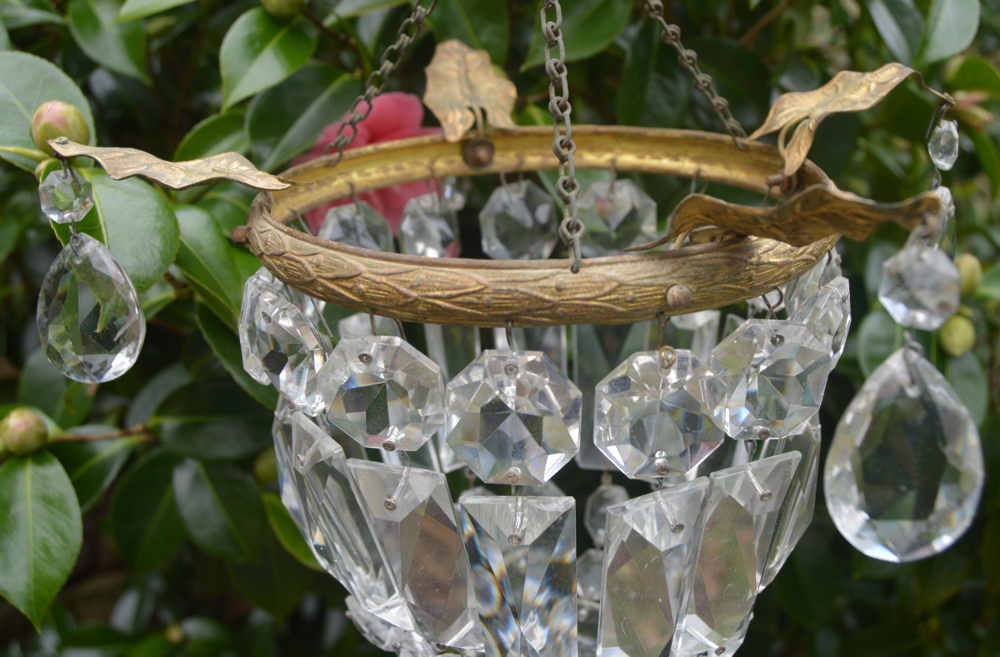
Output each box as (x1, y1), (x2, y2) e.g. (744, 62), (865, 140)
(540, 0), (584, 273)
(644, 0), (747, 145)
(323, 0), (437, 161)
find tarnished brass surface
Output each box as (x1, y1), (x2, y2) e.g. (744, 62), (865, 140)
(750, 63), (954, 177)
(48, 137), (290, 191)
(423, 40), (517, 142)
(247, 126), (844, 326)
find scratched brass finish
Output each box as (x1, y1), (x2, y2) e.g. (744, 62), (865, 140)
(246, 126), (842, 327)
(48, 137), (290, 191)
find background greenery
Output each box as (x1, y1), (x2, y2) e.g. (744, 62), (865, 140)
(0, 0), (998, 655)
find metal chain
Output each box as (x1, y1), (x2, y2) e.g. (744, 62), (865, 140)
(540, 0), (584, 273)
(323, 0), (437, 161)
(644, 0), (747, 146)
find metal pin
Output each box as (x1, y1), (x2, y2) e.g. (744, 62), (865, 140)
(384, 464), (411, 511)
(509, 489), (526, 544)
(744, 465), (772, 502)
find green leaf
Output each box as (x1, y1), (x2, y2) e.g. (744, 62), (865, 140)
(616, 22), (690, 128)
(946, 351), (987, 426)
(151, 379), (272, 460)
(865, 0), (924, 64)
(18, 349), (96, 428)
(49, 426), (142, 512)
(916, 0), (980, 65)
(125, 362), (191, 427)
(109, 448), (186, 571)
(0, 51), (95, 171)
(430, 0), (509, 64)
(173, 204), (244, 327)
(173, 110), (249, 162)
(332, 0), (407, 17)
(117, 0), (193, 22)
(194, 303), (277, 410)
(969, 127), (1000, 197)
(67, 0), (151, 84)
(684, 38), (771, 131)
(227, 529), (313, 618)
(0, 1), (62, 28)
(173, 459), (268, 561)
(195, 181), (256, 235)
(523, 0), (631, 70)
(48, 169), (180, 294)
(858, 308), (898, 376)
(0, 451), (83, 631)
(262, 491), (321, 570)
(949, 55), (1000, 97)
(219, 8), (317, 110)
(246, 63), (360, 171)
(977, 264), (1000, 300)
(0, 17), (10, 50)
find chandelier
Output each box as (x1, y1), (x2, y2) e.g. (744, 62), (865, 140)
(33, 2), (984, 657)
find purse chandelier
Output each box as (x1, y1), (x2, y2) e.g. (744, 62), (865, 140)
(34, 1), (984, 657)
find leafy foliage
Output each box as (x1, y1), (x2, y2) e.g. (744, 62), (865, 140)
(0, 0), (999, 655)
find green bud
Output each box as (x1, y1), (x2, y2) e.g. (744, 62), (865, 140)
(940, 315), (976, 357)
(30, 101), (91, 156)
(34, 158), (60, 183)
(0, 408), (51, 455)
(260, 0), (305, 19)
(165, 624), (185, 644)
(254, 449), (278, 486)
(954, 253), (983, 297)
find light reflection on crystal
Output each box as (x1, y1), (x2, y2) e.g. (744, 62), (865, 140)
(39, 169), (93, 224)
(318, 200), (393, 251)
(583, 484), (629, 547)
(346, 596), (437, 657)
(337, 312), (399, 341)
(576, 179), (657, 257)
(878, 245), (959, 331)
(791, 276), (851, 364)
(479, 180), (557, 260)
(400, 192), (460, 257)
(494, 326), (568, 375)
(928, 119), (959, 171)
(670, 311), (720, 362)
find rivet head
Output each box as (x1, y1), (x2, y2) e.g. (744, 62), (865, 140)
(384, 499), (397, 511)
(504, 363), (519, 377)
(382, 440), (396, 452)
(665, 284), (692, 309)
(461, 138), (495, 168)
(359, 353), (373, 364)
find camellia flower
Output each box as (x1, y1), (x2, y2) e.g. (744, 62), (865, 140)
(297, 92), (439, 233)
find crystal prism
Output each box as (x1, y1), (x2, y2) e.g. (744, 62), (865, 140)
(479, 180), (557, 260)
(460, 495), (577, 657)
(596, 349), (724, 479)
(583, 483), (629, 546)
(240, 267), (329, 414)
(702, 319), (833, 440)
(791, 276), (851, 363)
(318, 200), (393, 251)
(346, 596), (437, 657)
(578, 547), (604, 601)
(337, 312), (400, 340)
(600, 479), (709, 657)
(758, 419), (822, 588)
(878, 245), (959, 331)
(319, 336), (445, 452)
(824, 347), (984, 562)
(928, 118), (959, 171)
(399, 192), (459, 258)
(347, 460), (479, 649)
(576, 179), (657, 256)
(39, 169), (93, 224)
(446, 350), (582, 486)
(36, 232), (145, 383)
(672, 452), (800, 657)
(670, 310), (720, 362)
(784, 257), (828, 318)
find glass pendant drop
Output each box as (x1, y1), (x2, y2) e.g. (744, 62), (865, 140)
(37, 232), (145, 383)
(928, 118), (959, 171)
(479, 180), (557, 260)
(878, 245), (960, 331)
(39, 169), (93, 224)
(824, 347), (984, 562)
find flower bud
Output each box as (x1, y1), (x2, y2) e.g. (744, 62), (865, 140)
(254, 449), (278, 486)
(31, 101), (91, 156)
(940, 315), (976, 357)
(260, 0), (305, 19)
(0, 408), (50, 455)
(954, 253), (982, 297)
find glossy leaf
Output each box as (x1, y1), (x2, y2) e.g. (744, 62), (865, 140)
(172, 459), (268, 561)
(857, 308), (898, 376)
(616, 22), (690, 128)
(969, 127), (1000, 197)
(17, 349), (95, 428)
(195, 181), (256, 235)
(430, 0), (508, 64)
(67, 0), (150, 84)
(332, 0), (407, 17)
(194, 303), (277, 410)
(151, 380), (272, 460)
(49, 426), (142, 512)
(173, 204), (244, 328)
(173, 111), (249, 162)
(219, 8), (317, 110)
(0, 0), (64, 29)
(0, 51), (95, 171)
(917, 0), (980, 65)
(117, 0), (194, 21)
(246, 63), (360, 171)
(946, 351), (988, 426)
(261, 491), (321, 570)
(0, 17), (10, 50)
(125, 362), (192, 428)
(50, 168), (180, 294)
(523, 0), (631, 70)
(109, 448), (186, 571)
(227, 530), (313, 618)
(0, 452), (83, 630)
(865, 0), (924, 64)
(949, 56), (1000, 97)
(976, 265), (1000, 300)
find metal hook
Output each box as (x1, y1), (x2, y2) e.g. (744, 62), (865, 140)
(761, 287), (784, 318)
(608, 158), (618, 194)
(504, 320), (518, 351)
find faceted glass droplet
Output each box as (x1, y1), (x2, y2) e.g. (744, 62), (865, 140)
(583, 483), (629, 546)
(576, 179), (657, 256)
(346, 596), (437, 657)
(446, 350), (582, 486)
(479, 180), (557, 260)
(39, 169), (93, 224)
(318, 200), (393, 251)
(319, 336), (445, 451)
(784, 258), (828, 318)
(399, 192), (459, 258)
(791, 276), (852, 364)
(441, 176), (467, 211)
(824, 348), (984, 562)
(928, 118), (959, 171)
(878, 245), (959, 331)
(670, 311), (720, 362)
(36, 233), (145, 383)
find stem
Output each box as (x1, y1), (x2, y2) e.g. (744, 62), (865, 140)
(52, 425), (155, 443)
(0, 145), (49, 163)
(304, 5), (369, 75)
(739, 0), (790, 47)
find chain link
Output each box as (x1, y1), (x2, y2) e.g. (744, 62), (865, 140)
(323, 0), (437, 161)
(540, 0), (583, 273)
(644, 0), (747, 146)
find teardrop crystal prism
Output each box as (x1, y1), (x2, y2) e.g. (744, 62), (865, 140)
(824, 347), (984, 562)
(928, 119), (959, 171)
(37, 232), (145, 383)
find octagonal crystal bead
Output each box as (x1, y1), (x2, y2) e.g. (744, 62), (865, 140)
(446, 349), (582, 486)
(576, 179), (657, 256)
(479, 180), (557, 260)
(595, 349), (724, 479)
(318, 200), (393, 251)
(400, 192), (459, 257)
(790, 275), (851, 364)
(318, 336), (445, 451)
(39, 169), (93, 224)
(878, 245), (959, 331)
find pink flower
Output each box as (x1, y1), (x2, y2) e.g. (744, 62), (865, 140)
(296, 92), (439, 233)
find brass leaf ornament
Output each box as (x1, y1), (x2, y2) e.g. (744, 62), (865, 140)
(423, 39), (517, 142)
(47, 137), (290, 191)
(750, 63), (954, 178)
